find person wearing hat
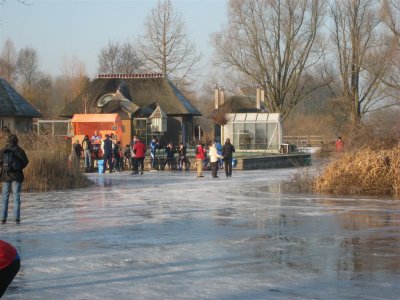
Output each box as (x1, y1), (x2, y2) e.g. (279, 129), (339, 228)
(0, 134), (29, 224)
(222, 137), (235, 178)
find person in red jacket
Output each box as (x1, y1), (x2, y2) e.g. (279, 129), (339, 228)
(132, 136), (147, 175)
(0, 240), (20, 297)
(335, 136), (344, 152)
(195, 141), (205, 178)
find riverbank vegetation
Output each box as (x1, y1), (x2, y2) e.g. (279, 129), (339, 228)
(0, 133), (92, 191)
(284, 123), (400, 197)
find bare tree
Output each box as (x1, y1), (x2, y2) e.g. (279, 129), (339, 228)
(98, 41), (140, 74)
(15, 46), (55, 116)
(0, 39), (17, 85)
(17, 47), (40, 96)
(62, 55), (89, 100)
(379, 0), (400, 95)
(328, 0), (395, 125)
(212, 0), (326, 120)
(382, 0), (400, 38)
(137, 0), (201, 86)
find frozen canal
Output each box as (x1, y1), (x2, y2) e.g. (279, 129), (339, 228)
(1, 168), (400, 299)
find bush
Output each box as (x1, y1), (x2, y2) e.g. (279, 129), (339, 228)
(0, 133), (92, 191)
(282, 168), (317, 193)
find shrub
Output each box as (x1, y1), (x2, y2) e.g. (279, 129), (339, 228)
(282, 168), (317, 193)
(0, 133), (92, 191)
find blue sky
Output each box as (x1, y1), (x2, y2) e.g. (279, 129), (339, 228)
(0, 0), (227, 79)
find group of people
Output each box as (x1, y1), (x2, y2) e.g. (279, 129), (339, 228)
(194, 138), (235, 178)
(71, 131), (237, 178)
(72, 131), (123, 173)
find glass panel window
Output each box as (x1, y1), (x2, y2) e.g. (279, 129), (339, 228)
(255, 123), (267, 146)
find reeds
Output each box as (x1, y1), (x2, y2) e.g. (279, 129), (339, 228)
(314, 146), (400, 196)
(0, 133), (92, 191)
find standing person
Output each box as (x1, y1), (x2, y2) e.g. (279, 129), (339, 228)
(202, 144), (209, 170)
(149, 136), (159, 170)
(222, 138), (235, 178)
(81, 135), (92, 172)
(132, 136), (147, 175)
(130, 137), (136, 174)
(113, 141), (122, 172)
(163, 142), (176, 171)
(216, 141), (224, 169)
(123, 144), (131, 170)
(177, 143), (187, 171)
(0, 240), (20, 297)
(0, 134), (29, 224)
(195, 141), (205, 178)
(72, 139), (82, 164)
(209, 141), (223, 178)
(91, 130), (101, 160)
(335, 136), (344, 152)
(101, 134), (113, 173)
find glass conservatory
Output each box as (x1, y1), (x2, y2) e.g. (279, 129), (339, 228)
(221, 113), (282, 153)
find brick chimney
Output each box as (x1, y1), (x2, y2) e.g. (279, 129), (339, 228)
(219, 87), (224, 106)
(260, 88), (265, 104)
(214, 86), (219, 109)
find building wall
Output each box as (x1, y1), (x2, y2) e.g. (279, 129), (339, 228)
(121, 119), (131, 147)
(0, 116), (33, 133)
(222, 113), (283, 153)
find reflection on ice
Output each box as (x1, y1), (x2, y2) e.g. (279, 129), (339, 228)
(1, 169), (400, 299)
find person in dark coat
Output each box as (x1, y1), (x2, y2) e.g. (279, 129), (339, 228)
(177, 143), (187, 171)
(0, 134), (29, 224)
(163, 142), (176, 171)
(0, 240), (20, 297)
(101, 134), (113, 172)
(222, 137), (235, 178)
(81, 135), (92, 171)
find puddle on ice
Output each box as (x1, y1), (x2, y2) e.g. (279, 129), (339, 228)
(1, 169), (399, 299)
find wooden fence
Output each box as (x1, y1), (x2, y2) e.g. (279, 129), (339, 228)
(283, 135), (326, 147)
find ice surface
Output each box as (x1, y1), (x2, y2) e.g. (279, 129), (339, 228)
(1, 169), (400, 299)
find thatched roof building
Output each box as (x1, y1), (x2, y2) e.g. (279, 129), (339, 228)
(60, 74), (201, 117)
(0, 78), (42, 133)
(60, 74), (201, 146)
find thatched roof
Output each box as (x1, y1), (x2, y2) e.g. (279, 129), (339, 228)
(0, 78), (42, 118)
(60, 75), (201, 117)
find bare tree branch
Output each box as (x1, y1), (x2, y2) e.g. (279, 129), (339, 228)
(212, 0), (326, 120)
(137, 0), (201, 87)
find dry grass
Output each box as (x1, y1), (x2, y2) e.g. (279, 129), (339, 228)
(314, 146), (400, 196)
(282, 168), (317, 193)
(0, 133), (92, 191)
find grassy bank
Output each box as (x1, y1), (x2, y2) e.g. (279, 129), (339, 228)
(0, 133), (92, 191)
